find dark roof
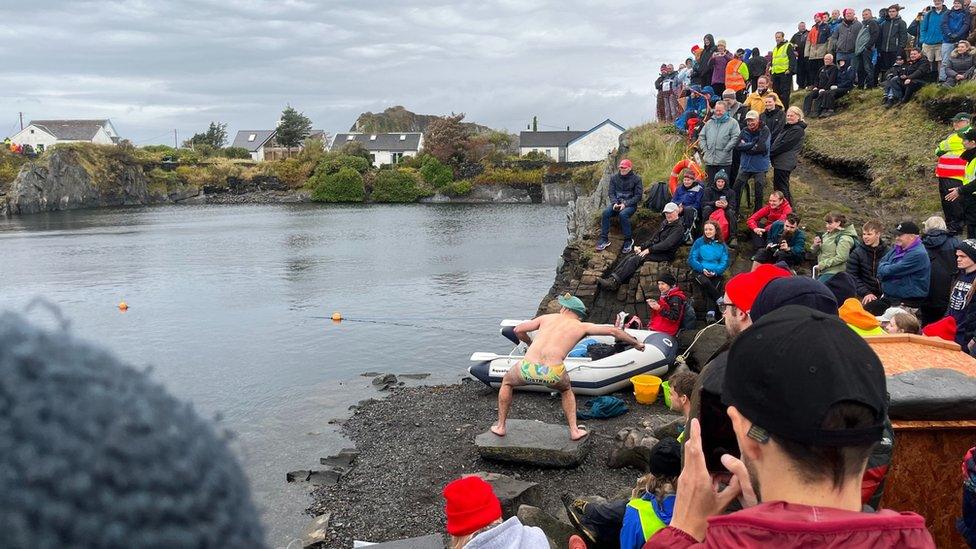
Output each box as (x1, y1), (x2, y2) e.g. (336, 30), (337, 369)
(30, 119), (110, 141)
(519, 130), (586, 148)
(331, 133), (422, 152)
(231, 130), (276, 152)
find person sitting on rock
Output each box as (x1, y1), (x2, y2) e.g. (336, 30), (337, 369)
(689, 220), (730, 322)
(747, 191), (793, 250)
(811, 211), (859, 282)
(597, 159), (644, 253)
(670, 170), (705, 231)
(598, 203), (686, 291)
(492, 294), (644, 441)
(443, 476), (550, 549)
(751, 213), (806, 268)
(700, 170), (737, 243)
(646, 274), (688, 337)
(865, 221), (932, 314)
(847, 220), (889, 307)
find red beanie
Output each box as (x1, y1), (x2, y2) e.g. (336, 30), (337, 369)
(443, 476), (503, 536)
(922, 316), (958, 342)
(725, 264), (791, 313)
(691, 45), (702, 53)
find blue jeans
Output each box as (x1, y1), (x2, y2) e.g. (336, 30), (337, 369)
(600, 205), (636, 241)
(941, 43), (955, 82)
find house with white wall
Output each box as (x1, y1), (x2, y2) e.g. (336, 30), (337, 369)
(230, 129), (328, 161)
(519, 119), (624, 162)
(329, 133), (423, 167)
(10, 119), (120, 152)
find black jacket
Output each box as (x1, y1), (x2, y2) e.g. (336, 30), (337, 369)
(696, 34), (718, 86)
(761, 107), (786, 144)
(791, 30), (809, 58)
(730, 104), (750, 128)
(846, 240), (890, 297)
(878, 16), (909, 52)
(902, 57), (933, 82)
(701, 183), (737, 213)
(815, 64), (838, 89)
(643, 218), (685, 259)
(747, 55), (767, 82)
(923, 230), (961, 313)
(770, 121), (807, 171)
(862, 18), (881, 51)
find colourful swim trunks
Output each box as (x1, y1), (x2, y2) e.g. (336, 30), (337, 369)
(518, 360), (566, 386)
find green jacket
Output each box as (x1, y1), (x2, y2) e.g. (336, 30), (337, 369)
(817, 224), (859, 275)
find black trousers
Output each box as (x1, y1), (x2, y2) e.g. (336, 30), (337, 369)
(694, 273), (724, 313)
(819, 88), (848, 111)
(807, 59), (824, 84)
(802, 89), (823, 115)
(855, 48), (876, 88)
(611, 252), (672, 284)
(939, 177), (965, 235)
(711, 82), (726, 96)
(773, 168), (794, 207)
(753, 245), (802, 266)
(877, 51), (898, 83)
(796, 56), (808, 88)
(729, 150), (742, 186)
(771, 72), (793, 107)
(582, 500), (627, 548)
(899, 80), (926, 102)
(734, 170), (766, 214)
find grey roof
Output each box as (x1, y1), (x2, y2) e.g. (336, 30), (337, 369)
(519, 130), (586, 148)
(330, 133), (422, 152)
(30, 119), (109, 141)
(231, 130), (276, 152)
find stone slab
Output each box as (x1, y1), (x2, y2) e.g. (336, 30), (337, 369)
(475, 419), (592, 468)
(360, 534), (444, 548)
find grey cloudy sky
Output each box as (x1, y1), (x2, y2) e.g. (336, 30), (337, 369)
(3, 1), (883, 143)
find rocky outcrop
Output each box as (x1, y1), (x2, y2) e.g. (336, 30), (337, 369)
(6, 148), (148, 215)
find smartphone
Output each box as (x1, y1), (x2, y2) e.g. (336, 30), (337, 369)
(698, 389), (740, 473)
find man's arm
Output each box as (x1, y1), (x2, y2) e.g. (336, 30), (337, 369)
(583, 324), (645, 350)
(625, 176), (644, 208)
(514, 317), (543, 346)
(608, 175), (620, 203)
(723, 123), (741, 154)
(650, 224), (686, 253)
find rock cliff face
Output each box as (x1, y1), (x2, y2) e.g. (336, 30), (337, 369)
(5, 149), (148, 215)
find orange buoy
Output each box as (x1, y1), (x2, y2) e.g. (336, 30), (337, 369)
(118, 301), (129, 311)
(331, 312), (342, 321)
(668, 159), (706, 194)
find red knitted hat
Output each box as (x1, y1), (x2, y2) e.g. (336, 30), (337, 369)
(725, 264), (790, 313)
(922, 316), (957, 342)
(443, 476), (502, 536)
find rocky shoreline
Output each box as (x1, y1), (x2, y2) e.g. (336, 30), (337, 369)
(304, 378), (682, 547)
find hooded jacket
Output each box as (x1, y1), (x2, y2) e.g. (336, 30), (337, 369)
(760, 106), (786, 143)
(465, 517), (550, 549)
(817, 224), (859, 275)
(689, 236), (730, 275)
(608, 171), (644, 208)
(671, 181), (704, 210)
(710, 50), (733, 84)
(878, 237), (932, 300)
(701, 182), (736, 213)
(747, 200), (793, 229)
(645, 502), (934, 548)
(770, 121), (807, 171)
(942, 7), (972, 44)
(746, 50), (768, 80)
(919, 6), (947, 45)
(855, 18), (880, 54)
(847, 240), (890, 298)
(735, 122), (771, 173)
(834, 18), (864, 53)
(879, 15), (909, 52)
(700, 114), (741, 166)
(946, 50), (976, 82)
(903, 56), (934, 82)
(643, 218), (686, 259)
(744, 89), (783, 114)
(840, 297), (886, 335)
(922, 229), (961, 314)
(695, 35), (718, 86)
(649, 286), (687, 336)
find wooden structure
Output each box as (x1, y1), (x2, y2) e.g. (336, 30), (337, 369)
(868, 334), (976, 549)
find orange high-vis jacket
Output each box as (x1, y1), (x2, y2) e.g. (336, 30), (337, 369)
(725, 58), (750, 92)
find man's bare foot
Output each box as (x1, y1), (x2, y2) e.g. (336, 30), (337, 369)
(490, 424), (506, 437)
(570, 426), (588, 441)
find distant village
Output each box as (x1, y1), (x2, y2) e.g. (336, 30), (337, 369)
(4, 117), (626, 166)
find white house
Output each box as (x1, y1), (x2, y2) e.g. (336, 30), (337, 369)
(230, 129), (328, 161)
(329, 133), (423, 167)
(519, 119), (624, 162)
(10, 119), (120, 152)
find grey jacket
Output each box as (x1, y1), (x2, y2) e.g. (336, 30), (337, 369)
(699, 115), (741, 166)
(945, 51), (976, 83)
(834, 19), (863, 53)
(465, 518), (550, 549)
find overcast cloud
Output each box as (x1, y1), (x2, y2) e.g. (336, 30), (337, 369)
(4, 1), (871, 143)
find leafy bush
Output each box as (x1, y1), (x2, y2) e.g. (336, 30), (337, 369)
(192, 143), (217, 157)
(310, 166), (365, 202)
(444, 179), (473, 196)
(317, 153), (371, 175)
(420, 156), (453, 188)
(473, 167), (545, 186)
(173, 148), (202, 164)
(148, 167), (180, 187)
(175, 159), (242, 188)
(222, 147), (251, 159)
(0, 150), (27, 189)
(370, 169), (424, 202)
(273, 157), (316, 187)
(522, 150), (551, 161)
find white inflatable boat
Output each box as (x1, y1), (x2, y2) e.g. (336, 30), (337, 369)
(468, 320), (677, 396)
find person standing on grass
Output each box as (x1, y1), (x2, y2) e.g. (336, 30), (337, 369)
(699, 101), (741, 184)
(769, 106), (806, 206)
(597, 159), (643, 253)
(733, 111), (771, 214)
(937, 113), (972, 235)
(920, 0), (950, 78)
(945, 128), (976, 237)
(879, 5), (910, 78)
(770, 32), (797, 107)
(855, 9), (881, 88)
(791, 22), (810, 88)
(941, 0), (973, 82)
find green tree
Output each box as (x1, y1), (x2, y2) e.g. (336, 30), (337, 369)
(310, 166), (365, 202)
(185, 122), (228, 149)
(370, 169), (423, 203)
(419, 156), (453, 189)
(277, 105), (313, 150)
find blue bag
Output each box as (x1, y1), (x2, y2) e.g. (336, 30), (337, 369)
(577, 395), (629, 420)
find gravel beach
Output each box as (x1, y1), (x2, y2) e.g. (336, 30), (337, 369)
(307, 378), (679, 547)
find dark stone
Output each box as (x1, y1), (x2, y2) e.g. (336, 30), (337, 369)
(286, 470), (311, 483)
(652, 418), (685, 441)
(469, 472), (542, 518)
(399, 373), (431, 380)
(607, 427), (658, 471)
(301, 512), (331, 548)
(308, 469), (342, 486)
(372, 373), (398, 391)
(517, 505), (574, 549)
(475, 419), (592, 467)
(321, 448), (360, 467)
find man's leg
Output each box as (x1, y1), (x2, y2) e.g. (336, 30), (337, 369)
(559, 383), (587, 440)
(803, 90), (817, 116)
(940, 178), (965, 235)
(902, 81), (924, 102)
(852, 50), (864, 86)
(773, 168), (792, 205)
(599, 205), (616, 243)
(492, 368), (523, 436)
(732, 172), (750, 216)
(864, 49), (876, 88)
(752, 171), (767, 213)
(612, 253), (644, 285)
(941, 43), (954, 82)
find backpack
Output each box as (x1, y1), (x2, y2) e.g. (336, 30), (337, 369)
(681, 296), (697, 332)
(646, 181), (672, 211)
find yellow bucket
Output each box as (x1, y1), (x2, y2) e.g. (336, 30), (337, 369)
(631, 374), (662, 405)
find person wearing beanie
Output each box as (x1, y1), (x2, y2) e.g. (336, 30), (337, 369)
(0, 312), (267, 548)
(867, 220), (932, 314)
(923, 315), (959, 342)
(670, 169), (705, 231)
(921, 215), (961, 325)
(840, 297), (887, 336)
(646, 273), (689, 337)
(701, 169), (737, 242)
(947, 239), (976, 351)
(700, 100), (741, 184)
(749, 275), (839, 322)
(444, 476), (548, 549)
(647, 307), (935, 548)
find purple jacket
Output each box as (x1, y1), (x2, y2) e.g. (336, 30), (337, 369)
(711, 51), (733, 84)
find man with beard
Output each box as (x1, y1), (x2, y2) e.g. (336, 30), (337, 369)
(751, 213), (806, 268)
(646, 306), (936, 548)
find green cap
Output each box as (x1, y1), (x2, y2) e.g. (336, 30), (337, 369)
(953, 112), (972, 122)
(557, 293), (587, 318)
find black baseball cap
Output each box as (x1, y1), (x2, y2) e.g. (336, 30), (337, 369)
(648, 438), (682, 477)
(894, 221), (920, 235)
(723, 306), (887, 446)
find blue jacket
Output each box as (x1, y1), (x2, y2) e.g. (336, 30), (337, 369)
(877, 238), (931, 300)
(689, 237), (730, 275)
(767, 220), (806, 262)
(609, 171), (644, 208)
(620, 494), (675, 549)
(735, 123), (771, 173)
(919, 7), (947, 45)
(942, 8), (972, 43)
(671, 182), (703, 210)
(836, 65), (856, 90)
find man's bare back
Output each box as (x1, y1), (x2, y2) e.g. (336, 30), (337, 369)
(521, 313), (595, 366)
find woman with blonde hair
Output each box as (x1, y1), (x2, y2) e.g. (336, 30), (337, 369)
(921, 215), (960, 324)
(769, 106), (807, 206)
(886, 312), (922, 334)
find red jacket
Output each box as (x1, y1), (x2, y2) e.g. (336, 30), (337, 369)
(649, 287), (686, 336)
(747, 201), (793, 229)
(644, 502), (934, 548)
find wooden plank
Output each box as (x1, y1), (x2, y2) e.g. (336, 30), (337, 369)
(893, 420), (976, 430)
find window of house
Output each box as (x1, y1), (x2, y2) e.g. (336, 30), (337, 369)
(346, 135), (354, 141)
(391, 152), (403, 164)
(247, 134), (256, 142)
(370, 135), (377, 141)
(30, 129), (34, 134)
(37, 144), (44, 152)
(399, 135), (406, 141)
(369, 154), (376, 163)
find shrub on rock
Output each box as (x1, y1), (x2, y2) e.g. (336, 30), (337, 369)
(370, 169), (423, 203)
(311, 166), (365, 203)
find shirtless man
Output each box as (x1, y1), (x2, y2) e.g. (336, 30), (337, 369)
(491, 293), (645, 441)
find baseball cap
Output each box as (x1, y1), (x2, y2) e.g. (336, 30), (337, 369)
(745, 110), (760, 120)
(751, 276), (838, 322)
(894, 221), (920, 235)
(619, 159), (633, 169)
(876, 306), (908, 323)
(723, 305), (887, 446)
(952, 112), (972, 122)
(663, 202), (680, 214)
(723, 264), (791, 314)
(557, 293), (587, 318)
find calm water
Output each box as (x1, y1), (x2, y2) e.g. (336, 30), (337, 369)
(0, 203), (568, 547)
